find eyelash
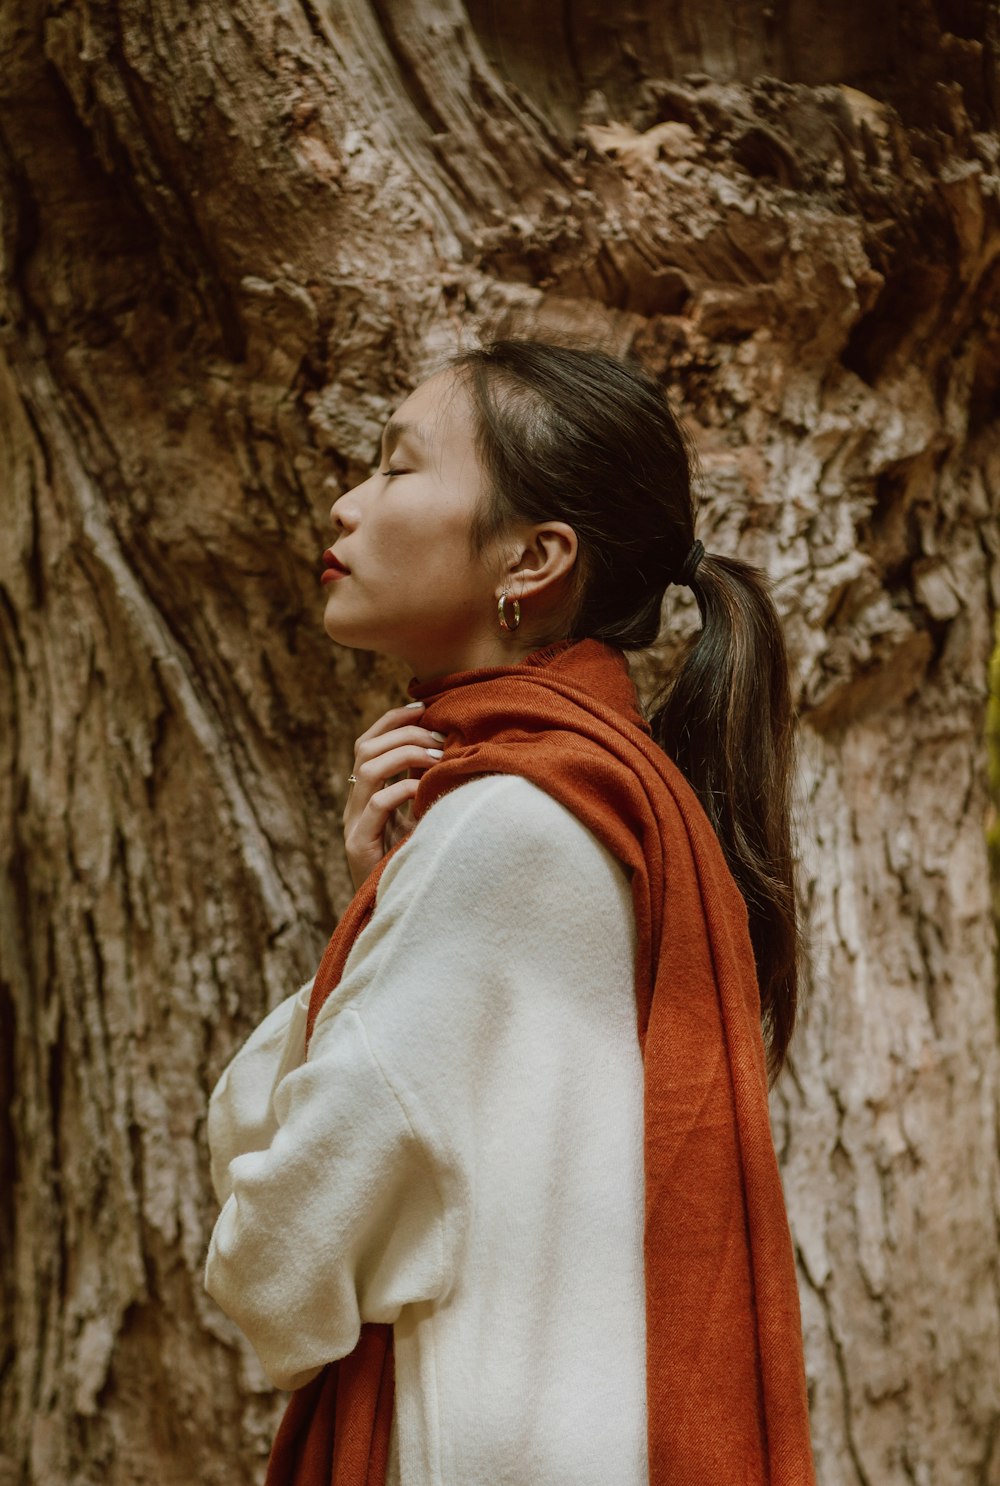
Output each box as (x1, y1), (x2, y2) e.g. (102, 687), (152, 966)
(378, 467), (409, 478)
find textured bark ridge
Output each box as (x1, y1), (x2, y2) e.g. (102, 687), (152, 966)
(1, 2), (998, 1483)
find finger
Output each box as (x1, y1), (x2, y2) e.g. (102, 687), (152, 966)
(345, 777), (421, 889)
(355, 726), (445, 768)
(355, 701), (427, 748)
(346, 777), (420, 855)
(353, 743), (443, 792)
(366, 776), (420, 820)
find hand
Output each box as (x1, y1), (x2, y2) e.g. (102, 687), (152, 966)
(343, 702), (445, 890)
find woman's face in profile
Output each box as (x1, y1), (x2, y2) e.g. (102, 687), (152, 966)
(323, 369), (504, 679)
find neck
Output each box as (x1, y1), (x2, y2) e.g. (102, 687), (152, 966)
(404, 628), (573, 684)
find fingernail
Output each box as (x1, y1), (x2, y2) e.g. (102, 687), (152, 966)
(426, 748), (444, 759)
(405, 700), (425, 708)
(430, 731), (446, 742)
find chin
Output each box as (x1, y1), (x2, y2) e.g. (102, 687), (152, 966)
(322, 609), (387, 658)
(323, 617), (366, 648)
(323, 592), (357, 645)
(322, 609), (353, 646)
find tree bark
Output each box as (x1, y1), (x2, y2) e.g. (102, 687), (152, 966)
(1, 1), (998, 1482)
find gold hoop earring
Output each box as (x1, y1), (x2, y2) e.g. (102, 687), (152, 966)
(497, 592), (521, 633)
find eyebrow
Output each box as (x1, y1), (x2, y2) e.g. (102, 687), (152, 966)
(382, 419), (429, 456)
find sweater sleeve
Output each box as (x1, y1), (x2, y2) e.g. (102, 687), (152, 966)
(203, 773), (635, 1393)
(203, 990), (459, 1390)
(207, 979), (313, 1206)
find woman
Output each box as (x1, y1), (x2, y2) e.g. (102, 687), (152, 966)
(204, 339), (815, 1486)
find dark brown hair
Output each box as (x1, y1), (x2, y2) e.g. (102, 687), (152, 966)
(450, 338), (800, 1080)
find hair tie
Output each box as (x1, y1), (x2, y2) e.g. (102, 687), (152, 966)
(676, 538), (705, 588)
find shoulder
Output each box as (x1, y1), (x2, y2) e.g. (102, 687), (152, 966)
(339, 774), (636, 1057)
(396, 774), (622, 888)
(419, 772), (595, 843)
(369, 773), (633, 958)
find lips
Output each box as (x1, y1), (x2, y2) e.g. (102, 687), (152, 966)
(321, 548), (350, 581)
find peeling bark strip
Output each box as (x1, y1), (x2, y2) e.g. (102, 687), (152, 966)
(1, 1), (998, 1482)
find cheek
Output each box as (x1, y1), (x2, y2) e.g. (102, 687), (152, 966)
(412, 511), (478, 575)
(375, 489), (482, 591)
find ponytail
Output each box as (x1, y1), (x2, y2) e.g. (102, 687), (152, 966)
(649, 551), (800, 1081)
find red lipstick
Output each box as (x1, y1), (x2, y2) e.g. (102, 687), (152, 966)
(321, 548), (350, 584)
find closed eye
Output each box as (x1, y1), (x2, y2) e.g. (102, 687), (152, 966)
(380, 467), (410, 478)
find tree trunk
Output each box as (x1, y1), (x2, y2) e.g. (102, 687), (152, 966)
(1, 2), (998, 1482)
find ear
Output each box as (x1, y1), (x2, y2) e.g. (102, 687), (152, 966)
(497, 521), (578, 606)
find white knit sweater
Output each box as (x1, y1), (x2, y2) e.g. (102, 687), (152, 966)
(205, 774), (648, 1485)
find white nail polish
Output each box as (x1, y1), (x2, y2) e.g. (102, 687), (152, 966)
(426, 748), (444, 759)
(405, 700), (425, 708)
(430, 731), (446, 742)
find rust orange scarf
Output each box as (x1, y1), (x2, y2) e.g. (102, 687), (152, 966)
(266, 638), (815, 1486)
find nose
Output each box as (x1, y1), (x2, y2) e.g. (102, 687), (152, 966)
(329, 479), (360, 532)
(329, 490), (346, 531)
(329, 467), (380, 530)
